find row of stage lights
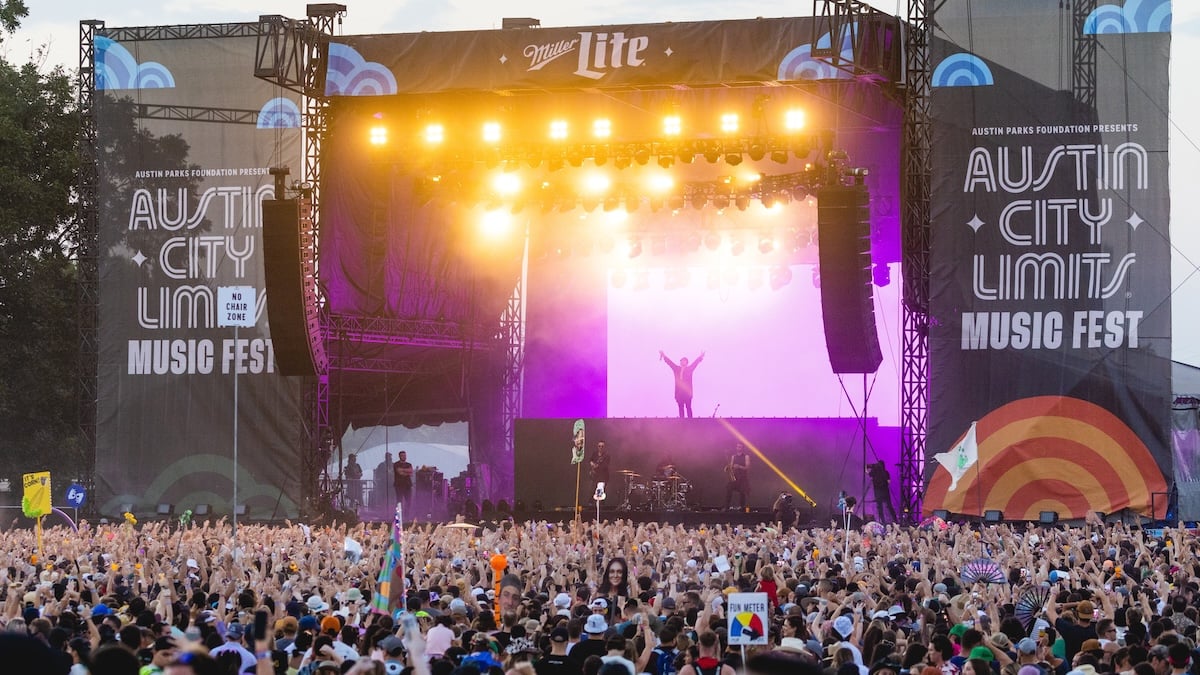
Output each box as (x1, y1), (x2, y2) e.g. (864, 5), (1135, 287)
(367, 109), (822, 170)
(417, 166), (838, 215)
(371, 108), (807, 147)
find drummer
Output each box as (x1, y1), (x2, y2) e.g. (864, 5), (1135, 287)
(654, 454), (680, 479)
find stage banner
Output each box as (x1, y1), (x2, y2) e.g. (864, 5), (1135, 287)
(323, 16), (900, 95)
(926, 0), (1173, 520)
(94, 28), (305, 517)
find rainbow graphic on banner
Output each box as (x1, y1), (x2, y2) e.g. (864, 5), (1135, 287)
(730, 612), (765, 641)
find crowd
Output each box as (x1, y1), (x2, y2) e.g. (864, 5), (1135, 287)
(0, 512), (1196, 675)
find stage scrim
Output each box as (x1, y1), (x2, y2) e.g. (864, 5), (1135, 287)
(94, 29), (304, 517)
(925, 0), (1173, 520)
(515, 418), (899, 518)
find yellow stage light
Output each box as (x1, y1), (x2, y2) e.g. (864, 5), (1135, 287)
(481, 210), (513, 237)
(605, 210), (629, 226)
(785, 109), (805, 131)
(663, 115), (682, 136)
(593, 119), (612, 139)
(482, 122), (502, 143)
(369, 126), (388, 145)
(647, 174), (674, 194)
(424, 123), (444, 144)
(583, 173), (611, 194)
(720, 113), (739, 134)
(492, 173), (521, 196)
(549, 120), (569, 140)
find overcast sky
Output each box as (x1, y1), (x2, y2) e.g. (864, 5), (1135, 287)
(6, 1), (1199, 368)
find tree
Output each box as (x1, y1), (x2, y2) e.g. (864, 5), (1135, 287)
(0, 2), (84, 489)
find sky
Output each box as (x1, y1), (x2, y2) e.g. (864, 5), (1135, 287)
(6, 0), (1200, 368)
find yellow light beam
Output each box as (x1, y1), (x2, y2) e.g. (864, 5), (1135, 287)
(716, 417), (817, 507)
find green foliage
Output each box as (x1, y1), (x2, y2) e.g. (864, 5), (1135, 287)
(0, 29), (84, 483)
(0, 1), (28, 38)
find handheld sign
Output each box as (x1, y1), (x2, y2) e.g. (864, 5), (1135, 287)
(727, 592), (769, 645)
(65, 483), (87, 508)
(217, 286), (257, 328)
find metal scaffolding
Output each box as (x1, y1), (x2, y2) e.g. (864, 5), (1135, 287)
(900, 0), (932, 522)
(1073, 0), (1098, 108)
(77, 19), (104, 518)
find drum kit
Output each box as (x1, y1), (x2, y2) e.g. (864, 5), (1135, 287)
(615, 466), (693, 511)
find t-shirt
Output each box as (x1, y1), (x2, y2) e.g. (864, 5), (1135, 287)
(210, 641), (257, 672)
(537, 654), (584, 675)
(570, 638), (607, 664)
(1055, 617), (1097, 662)
(393, 461), (414, 487)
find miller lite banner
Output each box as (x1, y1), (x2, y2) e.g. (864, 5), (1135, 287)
(926, 0), (1173, 519)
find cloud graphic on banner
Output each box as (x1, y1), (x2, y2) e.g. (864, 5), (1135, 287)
(1084, 0), (1171, 34)
(923, 396), (1168, 520)
(95, 36), (176, 90)
(778, 22), (860, 81)
(931, 53), (994, 87)
(257, 97), (301, 129)
(325, 42), (398, 96)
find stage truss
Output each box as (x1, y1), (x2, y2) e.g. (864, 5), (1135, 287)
(77, 4), (935, 520)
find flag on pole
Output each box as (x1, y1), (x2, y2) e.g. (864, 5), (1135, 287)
(571, 419), (586, 464)
(370, 503), (404, 615)
(933, 421), (979, 491)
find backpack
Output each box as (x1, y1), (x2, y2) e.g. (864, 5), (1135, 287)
(652, 646), (678, 675)
(696, 663), (722, 675)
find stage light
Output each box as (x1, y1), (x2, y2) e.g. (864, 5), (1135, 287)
(634, 146), (651, 166)
(749, 142), (766, 161)
(581, 197), (599, 212)
(735, 195), (751, 211)
(628, 239), (642, 258)
(713, 194), (730, 210)
(873, 263), (891, 287)
(583, 172), (611, 194)
(657, 155), (674, 169)
(770, 149), (789, 163)
(481, 210), (513, 237)
(740, 171), (763, 184)
(423, 123), (444, 144)
(567, 148), (585, 168)
(603, 196), (621, 212)
(482, 121), (502, 143)
(704, 232), (722, 251)
(647, 174), (674, 194)
(549, 119), (569, 140)
(703, 149), (720, 163)
(547, 157), (564, 172)
(593, 118), (612, 138)
(785, 109), (805, 131)
(762, 193), (776, 208)
(758, 236), (775, 254)
(720, 113), (739, 134)
(792, 185), (809, 201)
(725, 153), (743, 166)
(492, 173), (521, 196)
(649, 196), (664, 212)
(594, 145), (609, 166)
(663, 115), (682, 136)
(769, 265), (792, 291)
(368, 125), (388, 145)
(614, 154), (632, 170)
(690, 193), (707, 209)
(667, 195), (685, 211)
(676, 141), (696, 163)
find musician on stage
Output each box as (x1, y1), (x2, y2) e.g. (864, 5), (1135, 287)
(724, 442), (750, 510)
(868, 460), (898, 524)
(589, 441), (611, 489)
(393, 450), (415, 509)
(654, 454), (679, 479)
(658, 350), (705, 418)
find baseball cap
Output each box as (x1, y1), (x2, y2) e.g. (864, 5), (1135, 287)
(590, 598), (608, 610)
(380, 635), (405, 655)
(1080, 639), (1102, 652)
(833, 615), (853, 639)
(585, 615), (609, 634)
(449, 598), (468, 614)
(1076, 600), (1095, 619)
(551, 627), (569, 643)
(661, 597), (677, 610)
(969, 647), (995, 661)
(298, 615), (318, 631)
(320, 616), (341, 633)
(1016, 638), (1038, 655)
(225, 622), (245, 639)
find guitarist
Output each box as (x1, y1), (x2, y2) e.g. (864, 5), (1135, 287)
(589, 441), (611, 489)
(724, 443), (750, 510)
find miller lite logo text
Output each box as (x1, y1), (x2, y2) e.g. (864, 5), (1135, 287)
(523, 31), (650, 80)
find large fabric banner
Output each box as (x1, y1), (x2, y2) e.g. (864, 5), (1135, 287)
(926, 1), (1173, 519)
(95, 29), (304, 517)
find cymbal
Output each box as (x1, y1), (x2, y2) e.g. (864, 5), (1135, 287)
(659, 464), (675, 470)
(618, 469), (640, 476)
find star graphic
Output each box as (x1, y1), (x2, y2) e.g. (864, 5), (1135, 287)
(967, 215), (985, 232)
(664, 47), (674, 57)
(132, 250), (147, 266)
(499, 54), (508, 64)
(1126, 212), (1144, 230)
